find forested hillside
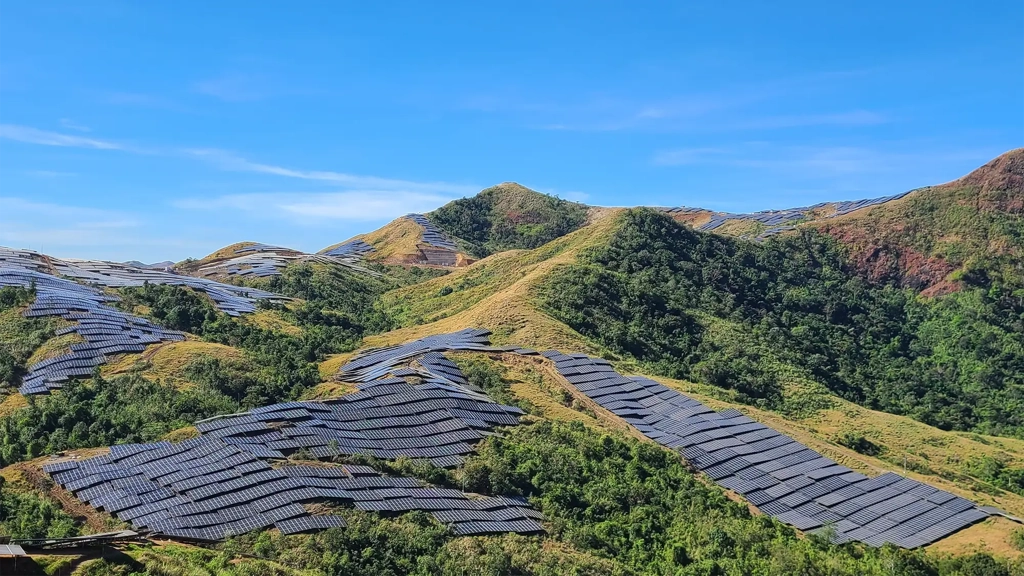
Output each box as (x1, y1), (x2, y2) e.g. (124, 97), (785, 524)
(2, 152), (1024, 575)
(428, 182), (590, 257)
(540, 208), (1024, 439)
(815, 149), (1024, 295)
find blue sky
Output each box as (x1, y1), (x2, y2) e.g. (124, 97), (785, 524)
(1, 1), (1021, 262)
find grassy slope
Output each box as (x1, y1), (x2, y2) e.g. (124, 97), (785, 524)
(321, 216), (473, 266)
(357, 208), (623, 354)
(103, 341), (251, 389)
(326, 207), (1024, 555)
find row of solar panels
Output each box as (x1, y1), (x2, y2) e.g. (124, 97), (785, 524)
(662, 189), (912, 237)
(191, 345), (526, 467)
(332, 329), (1014, 549)
(320, 239), (376, 259)
(0, 268), (187, 395)
(538, 351), (1002, 549)
(195, 243), (378, 280)
(43, 337), (546, 542)
(37, 325), (1009, 548)
(403, 214), (460, 251)
(44, 434), (542, 542)
(0, 245), (284, 316)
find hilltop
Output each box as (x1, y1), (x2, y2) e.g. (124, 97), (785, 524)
(427, 182), (591, 257)
(814, 149), (1024, 294)
(2, 151), (1023, 574)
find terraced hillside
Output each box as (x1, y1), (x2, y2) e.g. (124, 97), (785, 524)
(3, 151), (1024, 575)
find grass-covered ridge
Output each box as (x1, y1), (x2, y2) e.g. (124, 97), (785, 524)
(428, 182), (590, 258)
(539, 208), (1024, 440)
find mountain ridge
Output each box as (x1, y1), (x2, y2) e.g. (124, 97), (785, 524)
(3, 150), (1023, 571)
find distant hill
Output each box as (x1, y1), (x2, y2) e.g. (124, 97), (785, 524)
(319, 214), (474, 268)
(176, 241), (377, 282)
(3, 151), (1024, 568)
(427, 182), (591, 258)
(317, 183), (590, 267)
(124, 259), (175, 270)
(813, 148), (1024, 295)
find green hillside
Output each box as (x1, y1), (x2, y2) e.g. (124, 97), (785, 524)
(428, 182), (590, 258)
(3, 153), (1024, 574)
(814, 148), (1024, 295)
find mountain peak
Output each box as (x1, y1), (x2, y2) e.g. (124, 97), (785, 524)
(938, 148), (1024, 213)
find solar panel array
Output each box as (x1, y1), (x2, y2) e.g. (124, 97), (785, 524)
(0, 246), (284, 316)
(332, 329), (1009, 548)
(403, 214), (459, 251)
(337, 328), (536, 384)
(196, 243), (378, 279)
(662, 190), (912, 239)
(539, 351), (997, 548)
(0, 268), (186, 395)
(41, 329), (545, 541)
(0, 246), (309, 395)
(320, 239), (376, 259)
(43, 435), (542, 542)
(201, 344), (527, 468)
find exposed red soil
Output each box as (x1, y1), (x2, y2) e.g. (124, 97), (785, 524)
(821, 223), (959, 294)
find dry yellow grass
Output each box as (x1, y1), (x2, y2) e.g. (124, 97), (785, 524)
(162, 426), (200, 442)
(927, 517), (1023, 559)
(300, 382), (357, 400)
(323, 217), (430, 263)
(0, 393), (27, 417)
(26, 332), (84, 365)
(196, 241), (259, 262)
(243, 309), (302, 336)
(104, 341), (249, 388)
(356, 209), (623, 362)
(713, 218), (765, 237)
(319, 350), (360, 380)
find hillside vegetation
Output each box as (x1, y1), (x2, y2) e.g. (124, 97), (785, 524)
(3, 152), (1024, 575)
(540, 208), (1024, 440)
(429, 182), (590, 258)
(815, 149), (1024, 295)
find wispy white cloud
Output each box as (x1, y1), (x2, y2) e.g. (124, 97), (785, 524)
(0, 197), (208, 260)
(1, 124), (477, 198)
(0, 124), (125, 150)
(0, 198), (140, 250)
(653, 143), (1000, 177)
(0, 197), (140, 229)
(193, 73), (268, 102)
(173, 191), (457, 222)
(652, 147), (729, 166)
(59, 118), (91, 132)
(464, 69), (891, 134)
(24, 169), (78, 178)
(184, 148), (478, 195)
(730, 110), (889, 130)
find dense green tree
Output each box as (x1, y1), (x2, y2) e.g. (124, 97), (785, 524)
(540, 209), (1024, 437)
